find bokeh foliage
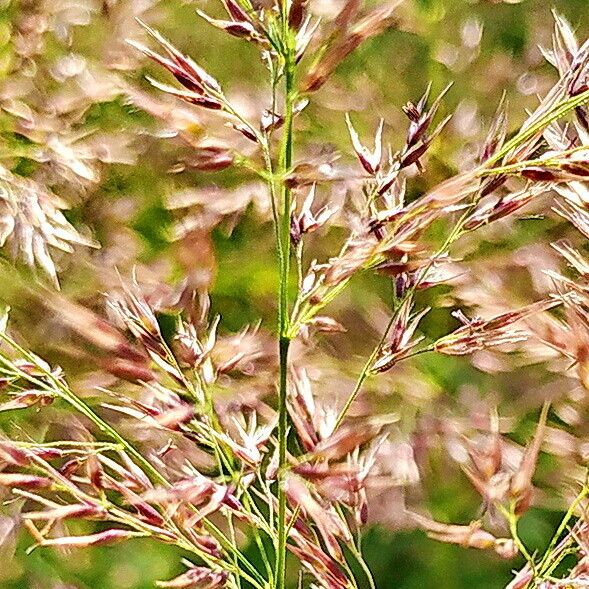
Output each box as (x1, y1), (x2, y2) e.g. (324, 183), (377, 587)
(1, 0), (588, 587)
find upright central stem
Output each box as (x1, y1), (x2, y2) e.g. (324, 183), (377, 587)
(278, 39), (295, 338)
(275, 30), (295, 589)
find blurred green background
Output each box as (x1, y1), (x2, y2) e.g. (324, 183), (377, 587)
(0, 0), (588, 587)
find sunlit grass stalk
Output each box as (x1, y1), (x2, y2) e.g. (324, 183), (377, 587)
(0, 335), (269, 589)
(537, 485), (589, 576)
(486, 88), (589, 166)
(0, 334), (166, 487)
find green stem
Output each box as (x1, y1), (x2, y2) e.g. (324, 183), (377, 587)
(275, 19), (296, 589)
(278, 68), (295, 335)
(332, 202), (474, 430)
(500, 503), (534, 569)
(276, 336), (290, 589)
(538, 485), (589, 576)
(333, 315), (395, 431)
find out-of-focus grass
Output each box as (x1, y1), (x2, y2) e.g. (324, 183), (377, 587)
(1, 0), (588, 587)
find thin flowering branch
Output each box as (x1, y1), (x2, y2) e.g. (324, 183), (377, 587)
(300, 1), (404, 93)
(409, 512), (518, 559)
(156, 566), (229, 589)
(370, 300), (429, 373)
(433, 300), (561, 356)
(129, 20), (223, 97)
